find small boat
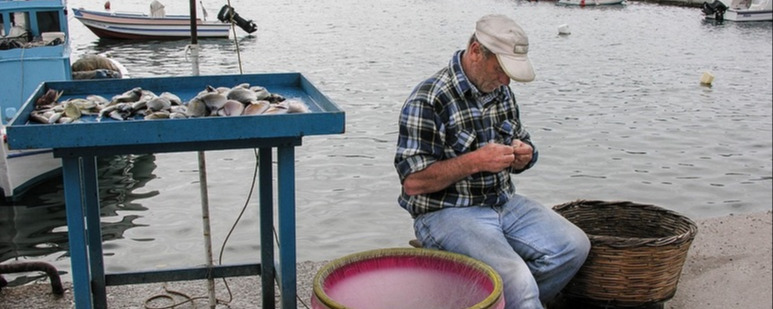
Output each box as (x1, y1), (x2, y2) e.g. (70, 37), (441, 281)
(702, 0), (773, 22)
(557, 0), (625, 6)
(71, 2), (257, 40)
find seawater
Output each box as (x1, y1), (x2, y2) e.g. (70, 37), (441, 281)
(1, 0), (771, 284)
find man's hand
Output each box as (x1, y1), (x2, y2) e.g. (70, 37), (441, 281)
(475, 143), (517, 173)
(402, 142), (515, 196)
(511, 139), (533, 170)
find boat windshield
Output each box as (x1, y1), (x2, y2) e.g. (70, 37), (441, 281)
(0, 8), (64, 49)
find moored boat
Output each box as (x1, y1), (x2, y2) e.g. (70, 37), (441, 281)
(71, 2), (258, 40)
(702, 0), (773, 21)
(0, 0), (71, 200)
(557, 0), (625, 6)
(0, 0), (124, 201)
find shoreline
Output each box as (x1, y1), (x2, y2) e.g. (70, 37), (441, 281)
(1, 211), (770, 308)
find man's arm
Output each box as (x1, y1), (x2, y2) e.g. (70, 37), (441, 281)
(403, 143), (516, 196)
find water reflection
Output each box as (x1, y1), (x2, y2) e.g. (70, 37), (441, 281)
(0, 154), (159, 285)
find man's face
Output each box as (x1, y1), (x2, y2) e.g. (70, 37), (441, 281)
(470, 43), (511, 93)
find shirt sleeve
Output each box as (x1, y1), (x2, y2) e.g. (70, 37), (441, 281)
(394, 88), (443, 182)
(509, 88), (539, 174)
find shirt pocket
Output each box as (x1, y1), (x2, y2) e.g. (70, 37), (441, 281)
(495, 119), (517, 145)
(446, 124), (476, 155)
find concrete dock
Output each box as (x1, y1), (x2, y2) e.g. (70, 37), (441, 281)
(0, 211), (770, 309)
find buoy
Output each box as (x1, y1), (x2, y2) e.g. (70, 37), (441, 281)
(700, 71), (714, 86)
(558, 24), (571, 35)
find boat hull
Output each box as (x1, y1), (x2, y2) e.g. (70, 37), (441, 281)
(557, 0), (625, 5)
(72, 8), (232, 40)
(705, 8), (773, 21)
(0, 144), (61, 200)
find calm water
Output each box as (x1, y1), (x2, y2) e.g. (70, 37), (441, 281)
(1, 0), (771, 284)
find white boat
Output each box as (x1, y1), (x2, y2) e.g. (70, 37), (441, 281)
(557, 0), (625, 6)
(72, 2), (257, 40)
(702, 0), (773, 21)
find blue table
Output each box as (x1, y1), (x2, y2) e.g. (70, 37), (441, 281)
(7, 73), (345, 309)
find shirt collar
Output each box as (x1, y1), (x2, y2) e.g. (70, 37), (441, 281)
(449, 49), (511, 106)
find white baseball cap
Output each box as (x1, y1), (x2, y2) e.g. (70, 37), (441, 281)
(475, 14), (536, 82)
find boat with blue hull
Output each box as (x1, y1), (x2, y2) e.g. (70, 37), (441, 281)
(0, 0), (70, 200)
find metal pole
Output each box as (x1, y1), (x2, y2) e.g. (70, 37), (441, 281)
(198, 152), (217, 309)
(190, 1), (215, 307)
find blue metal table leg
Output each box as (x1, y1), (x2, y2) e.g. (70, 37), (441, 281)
(277, 146), (297, 309)
(82, 156), (107, 309)
(259, 148), (275, 309)
(61, 157), (93, 309)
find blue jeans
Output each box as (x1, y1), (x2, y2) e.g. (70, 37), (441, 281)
(413, 194), (590, 309)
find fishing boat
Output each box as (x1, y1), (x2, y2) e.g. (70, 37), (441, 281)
(557, 0), (625, 6)
(0, 0), (71, 200)
(0, 0), (124, 201)
(71, 2), (257, 40)
(702, 0), (773, 21)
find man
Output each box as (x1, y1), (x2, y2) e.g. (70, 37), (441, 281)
(394, 14), (590, 309)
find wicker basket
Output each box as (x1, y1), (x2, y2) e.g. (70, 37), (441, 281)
(552, 200), (698, 307)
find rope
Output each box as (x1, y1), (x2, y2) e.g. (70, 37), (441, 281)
(144, 8), (311, 306)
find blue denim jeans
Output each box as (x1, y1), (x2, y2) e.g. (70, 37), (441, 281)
(413, 194), (590, 309)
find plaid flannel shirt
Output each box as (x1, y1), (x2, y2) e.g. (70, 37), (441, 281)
(394, 50), (538, 217)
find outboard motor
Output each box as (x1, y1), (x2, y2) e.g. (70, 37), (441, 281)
(217, 5), (258, 34)
(702, 0), (728, 21)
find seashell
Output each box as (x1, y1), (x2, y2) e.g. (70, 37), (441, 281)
(63, 101), (82, 119)
(169, 112), (188, 119)
(144, 111), (170, 120)
(185, 97), (208, 117)
(48, 112), (63, 124)
(243, 101), (270, 115)
(69, 98), (99, 112)
(198, 92), (227, 111)
(146, 97), (172, 112)
(86, 94), (109, 105)
(263, 102), (289, 115)
(160, 92), (182, 105)
(109, 110), (126, 121)
(254, 88), (270, 100)
(227, 87), (258, 104)
(131, 100), (147, 111)
(57, 117), (74, 124)
(285, 99), (310, 113)
(170, 105), (187, 114)
(110, 87), (143, 104)
(217, 100), (245, 116)
(29, 111), (50, 124)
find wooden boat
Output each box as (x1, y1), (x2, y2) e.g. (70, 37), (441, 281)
(702, 0), (773, 21)
(71, 4), (257, 40)
(557, 0), (625, 5)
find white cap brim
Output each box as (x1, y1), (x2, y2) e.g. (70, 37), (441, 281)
(497, 54), (535, 83)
